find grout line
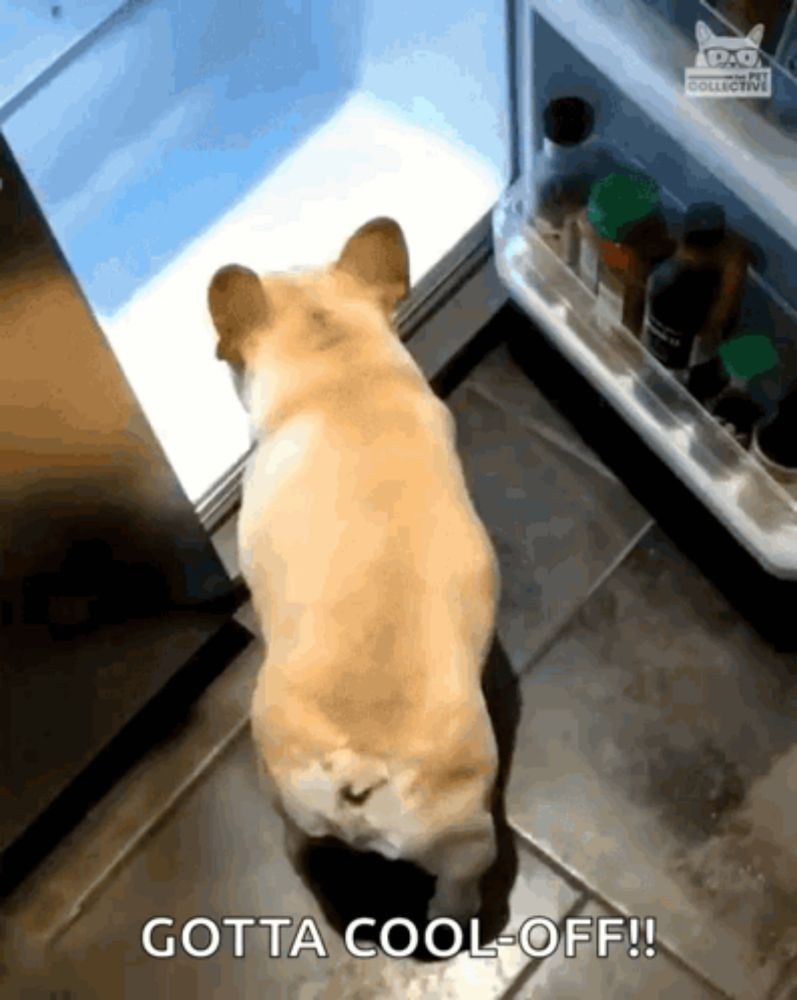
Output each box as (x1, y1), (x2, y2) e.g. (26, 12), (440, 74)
(510, 823), (595, 898)
(45, 716), (251, 949)
(509, 825), (734, 1000)
(470, 375), (629, 487)
(497, 891), (590, 1000)
(515, 517), (655, 679)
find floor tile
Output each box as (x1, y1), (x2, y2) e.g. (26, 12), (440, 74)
(407, 257), (508, 384)
(8, 732), (581, 1000)
(506, 526), (797, 999)
(515, 900), (722, 999)
(292, 843), (581, 1000)
(464, 342), (622, 482)
(447, 367), (651, 671)
(1, 627), (261, 949)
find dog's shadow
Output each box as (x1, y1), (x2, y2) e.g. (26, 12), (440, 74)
(286, 636), (522, 961)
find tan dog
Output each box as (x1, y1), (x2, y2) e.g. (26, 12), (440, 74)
(207, 219), (500, 921)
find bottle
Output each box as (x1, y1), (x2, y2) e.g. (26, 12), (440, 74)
(680, 204), (749, 362)
(642, 264), (722, 380)
(534, 97), (600, 268)
(642, 203), (749, 379)
(711, 389), (767, 450)
(752, 386), (797, 490)
(577, 172), (675, 335)
(706, 333), (779, 449)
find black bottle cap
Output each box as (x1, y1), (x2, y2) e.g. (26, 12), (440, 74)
(683, 202), (726, 247)
(542, 97), (595, 147)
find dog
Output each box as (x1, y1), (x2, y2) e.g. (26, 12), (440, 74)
(207, 218), (500, 922)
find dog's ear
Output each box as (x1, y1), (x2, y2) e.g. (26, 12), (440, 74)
(335, 217), (410, 315)
(208, 264), (269, 363)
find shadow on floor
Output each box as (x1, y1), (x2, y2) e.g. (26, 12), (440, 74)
(286, 636), (522, 961)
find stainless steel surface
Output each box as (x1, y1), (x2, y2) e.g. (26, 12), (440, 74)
(0, 134), (232, 862)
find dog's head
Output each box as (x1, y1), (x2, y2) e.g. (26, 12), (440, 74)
(207, 217), (410, 379)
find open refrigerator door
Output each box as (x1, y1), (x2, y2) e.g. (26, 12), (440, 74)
(495, 0), (797, 577)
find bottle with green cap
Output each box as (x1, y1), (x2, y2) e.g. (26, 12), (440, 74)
(752, 385), (797, 492)
(576, 171), (674, 336)
(700, 333), (779, 450)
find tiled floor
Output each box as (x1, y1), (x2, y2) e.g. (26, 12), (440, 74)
(3, 336), (796, 999)
(448, 349), (652, 671)
(505, 526), (797, 998)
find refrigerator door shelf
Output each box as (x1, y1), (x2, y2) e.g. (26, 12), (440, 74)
(522, 0), (797, 251)
(493, 180), (797, 579)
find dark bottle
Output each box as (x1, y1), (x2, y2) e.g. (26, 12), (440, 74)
(754, 387), (797, 474)
(642, 203), (748, 379)
(642, 264), (722, 379)
(678, 203), (749, 363)
(534, 97), (609, 268)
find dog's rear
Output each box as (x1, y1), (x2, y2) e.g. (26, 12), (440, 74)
(208, 218), (500, 921)
(247, 484), (501, 921)
(252, 683), (500, 921)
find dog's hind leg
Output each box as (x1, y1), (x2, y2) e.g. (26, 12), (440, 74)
(422, 815), (497, 923)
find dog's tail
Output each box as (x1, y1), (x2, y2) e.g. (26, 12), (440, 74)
(279, 748), (399, 843)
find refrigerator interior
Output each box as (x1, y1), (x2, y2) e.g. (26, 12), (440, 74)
(495, 0), (797, 576)
(2, 0), (509, 505)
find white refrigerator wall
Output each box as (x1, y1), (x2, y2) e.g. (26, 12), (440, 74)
(4, 0), (510, 502)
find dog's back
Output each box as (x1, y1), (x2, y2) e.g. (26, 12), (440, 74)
(209, 217), (500, 918)
(246, 381), (500, 862)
